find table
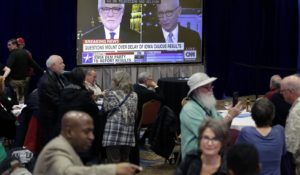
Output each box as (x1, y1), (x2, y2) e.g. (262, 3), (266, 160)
(157, 77), (189, 117)
(218, 110), (256, 130)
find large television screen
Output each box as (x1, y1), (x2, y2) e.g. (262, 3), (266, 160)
(77, 0), (202, 65)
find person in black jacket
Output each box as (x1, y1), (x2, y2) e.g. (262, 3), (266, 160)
(7, 38), (43, 103)
(37, 55), (68, 148)
(133, 72), (162, 127)
(58, 67), (102, 164)
(130, 72), (162, 165)
(270, 92), (291, 127)
(58, 67), (99, 134)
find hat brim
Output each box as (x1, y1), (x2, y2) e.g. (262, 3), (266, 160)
(187, 77), (217, 96)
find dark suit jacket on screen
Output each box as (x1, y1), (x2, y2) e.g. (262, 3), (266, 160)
(142, 25), (201, 58)
(82, 25), (140, 43)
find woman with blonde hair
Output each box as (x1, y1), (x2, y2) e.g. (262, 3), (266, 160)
(102, 71), (137, 163)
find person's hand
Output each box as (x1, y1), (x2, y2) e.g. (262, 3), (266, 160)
(225, 101), (243, 122)
(148, 80), (158, 88)
(102, 89), (109, 96)
(116, 163), (143, 175)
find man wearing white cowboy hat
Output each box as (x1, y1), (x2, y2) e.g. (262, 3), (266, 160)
(180, 72), (242, 158)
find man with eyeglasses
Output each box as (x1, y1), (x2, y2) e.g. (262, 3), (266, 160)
(281, 74), (300, 174)
(82, 0), (140, 42)
(129, 72), (163, 165)
(142, 0), (201, 58)
(134, 72), (162, 127)
(179, 72), (242, 159)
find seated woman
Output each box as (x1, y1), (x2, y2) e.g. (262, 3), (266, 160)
(175, 118), (229, 175)
(236, 98), (286, 175)
(102, 71), (137, 163)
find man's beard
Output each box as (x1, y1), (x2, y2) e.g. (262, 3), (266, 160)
(195, 92), (217, 110)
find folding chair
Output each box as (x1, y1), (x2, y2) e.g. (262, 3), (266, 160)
(138, 100), (161, 146)
(138, 100), (161, 129)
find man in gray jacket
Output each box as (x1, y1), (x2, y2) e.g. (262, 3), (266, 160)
(33, 110), (142, 175)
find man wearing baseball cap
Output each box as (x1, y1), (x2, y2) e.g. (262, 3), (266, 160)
(16, 37), (43, 101)
(16, 37), (26, 49)
(180, 72), (242, 158)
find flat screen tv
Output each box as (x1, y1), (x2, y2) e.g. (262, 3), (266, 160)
(77, 0), (202, 65)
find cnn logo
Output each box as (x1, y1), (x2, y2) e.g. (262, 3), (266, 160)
(184, 50), (197, 59)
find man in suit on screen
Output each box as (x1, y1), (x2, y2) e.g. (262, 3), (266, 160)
(82, 0), (140, 43)
(142, 0), (201, 58)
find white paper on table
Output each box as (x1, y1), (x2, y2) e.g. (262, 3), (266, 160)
(218, 110), (256, 130)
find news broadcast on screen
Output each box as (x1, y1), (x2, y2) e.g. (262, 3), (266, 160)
(77, 0), (202, 65)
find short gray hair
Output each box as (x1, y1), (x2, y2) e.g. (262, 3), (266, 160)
(137, 72), (152, 84)
(270, 75), (281, 89)
(86, 69), (96, 76)
(46, 55), (61, 68)
(281, 75), (300, 95)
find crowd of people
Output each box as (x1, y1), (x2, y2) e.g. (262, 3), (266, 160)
(0, 60), (298, 174)
(0, 26), (300, 175)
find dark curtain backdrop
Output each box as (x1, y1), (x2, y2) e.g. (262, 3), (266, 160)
(0, 0), (298, 98)
(204, 0), (298, 98)
(0, 0), (77, 70)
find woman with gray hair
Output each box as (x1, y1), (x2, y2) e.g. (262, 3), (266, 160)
(102, 71), (137, 163)
(175, 118), (229, 175)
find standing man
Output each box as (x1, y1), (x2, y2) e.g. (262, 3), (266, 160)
(281, 74), (300, 174)
(16, 37), (43, 100)
(6, 38), (42, 103)
(33, 110), (142, 175)
(82, 0), (140, 42)
(38, 55), (68, 147)
(180, 72), (241, 159)
(142, 0), (201, 57)
(265, 74), (282, 99)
